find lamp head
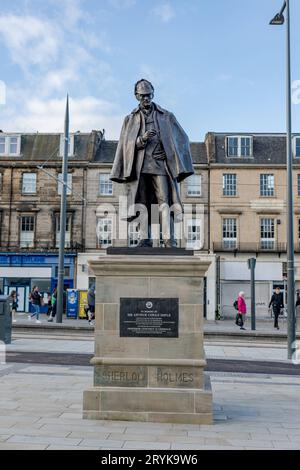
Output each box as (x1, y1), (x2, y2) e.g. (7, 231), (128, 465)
(269, 13), (285, 25)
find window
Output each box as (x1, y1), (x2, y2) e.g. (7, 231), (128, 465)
(0, 135), (21, 156)
(10, 137), (18, 154)
(128, 222), (140, 247)
(20, 216), (35, 248)
(260, 174), (274, 197)
(260, 218), (275, 250)
(55, 214), (72, 248)
(0, 137), (5, 154)
(97, 217), (113, 247)
(0, 173), (2, 192)
(222, 218), (237, 249)
(58, 173), (72, 195)
(187, 174), (201, 196)
(298, 175), (300, 197)
(223, 174), (237, 196)
(59, 134), (74, 157)
(186, 219), (201, 249)
(298, 219), (300, 249)
(294, 137), (300, 158)
(22, 173), (37, 194)
(227, 136), (252, 157)
(99, 174), (113, 196)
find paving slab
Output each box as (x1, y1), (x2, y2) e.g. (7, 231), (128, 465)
(1, 361), (300, 449)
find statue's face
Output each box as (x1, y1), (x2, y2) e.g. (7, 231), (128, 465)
(135, 92), (154, 109)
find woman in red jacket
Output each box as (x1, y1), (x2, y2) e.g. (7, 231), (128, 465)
(237, 291), (247, 330)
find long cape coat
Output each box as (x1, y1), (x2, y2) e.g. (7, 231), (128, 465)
(110, 103), (194, 218)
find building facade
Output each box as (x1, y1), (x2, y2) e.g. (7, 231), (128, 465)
(0, 131), (209, 311)
(0, 130), (102, 311)
(207, 132), (300, 319)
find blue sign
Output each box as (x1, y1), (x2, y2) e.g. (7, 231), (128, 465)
(67, 289), (78, 319)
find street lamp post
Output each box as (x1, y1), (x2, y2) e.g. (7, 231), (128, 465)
(270, 0), (296, 359)
(56, 95), (70, 323)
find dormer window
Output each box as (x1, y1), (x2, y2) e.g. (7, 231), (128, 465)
(294, 136), (300, 158)
(226, 136), (252, 157)
(59, 134), (74, 157)
(0, 135), (21, 156)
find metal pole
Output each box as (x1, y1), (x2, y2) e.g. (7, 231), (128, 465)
(56, 95), (69, 323)
(285, 0), (296, 359)
(250, 259), (256, 331)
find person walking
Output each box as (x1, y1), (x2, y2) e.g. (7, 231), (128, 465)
(87, 286), (95, 326)
(296, 290), (300, 333)
(28, 285), (42, 323)
(10, 290), (18, 323)
(46, 291), (52, 317)
(269, 286), (284, 330)
(237, 291), (247, 330)
(48, 288), (57, 322)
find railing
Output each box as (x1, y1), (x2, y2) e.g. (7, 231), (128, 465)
(213, 242), (287, 253)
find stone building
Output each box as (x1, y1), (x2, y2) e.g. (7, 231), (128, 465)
(0, 130), (102, 311)
(0, 130), (209, 312)
(207, 131), (300, 319)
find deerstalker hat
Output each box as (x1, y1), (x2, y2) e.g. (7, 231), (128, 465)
(135, 79), (154, 95)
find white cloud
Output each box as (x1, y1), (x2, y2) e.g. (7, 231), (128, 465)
(0, 2), (122, 136)
(152, 3), (175, 23)
(0, 14), (59, 71)
(0, 94), (123, 138)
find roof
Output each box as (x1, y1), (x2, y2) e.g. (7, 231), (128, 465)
(93, 140), (207, 164)
(0, 132), (103, 162)
(94, 140), (118, 163)
(210, 133), (290, 165)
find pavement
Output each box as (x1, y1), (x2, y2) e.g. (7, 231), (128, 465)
(1, 318), (300, 450)
(4, 334), (295, 363)
(12, 312), (298, 340)
(1, 362), (300, 450)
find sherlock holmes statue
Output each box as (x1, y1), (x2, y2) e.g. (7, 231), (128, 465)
(110, 79), (194, 247)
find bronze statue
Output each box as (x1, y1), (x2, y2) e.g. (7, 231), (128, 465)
(110, 79), (194, 247)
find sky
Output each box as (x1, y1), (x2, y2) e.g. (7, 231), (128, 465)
(0, 0), (300, 141)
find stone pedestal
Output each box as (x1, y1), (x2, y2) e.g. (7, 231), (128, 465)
(83, 253), (213, 424)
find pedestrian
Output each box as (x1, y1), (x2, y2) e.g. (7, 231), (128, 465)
(48, 288), (57, 322)
(296, 290), (300, 332)
(10, 290), (18, 323)
(63, 287), (67, 315)
(87, 285), (95, 326)
(269, 286), (284, 330)
(46, 291), (52, 317)
(28, 285), (42, 323)
(237, 291), (247, 330)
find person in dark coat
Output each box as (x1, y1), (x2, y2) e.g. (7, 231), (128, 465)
(296, 290), (300, 332)
(28, 286), (42, 323)
(10, 290), (18, 323)
(269, 286), (284, 330)
(87, 286), (95, 325)
(48, 288), (57, 322)
(110, 79), (194, 247)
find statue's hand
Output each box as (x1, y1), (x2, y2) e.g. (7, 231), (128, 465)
(141, 129), (157, 143)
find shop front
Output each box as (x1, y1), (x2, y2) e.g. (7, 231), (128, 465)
(0, 253), (76, 313)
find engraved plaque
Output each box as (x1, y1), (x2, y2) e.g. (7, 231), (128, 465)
(120, 298), (179, 338)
